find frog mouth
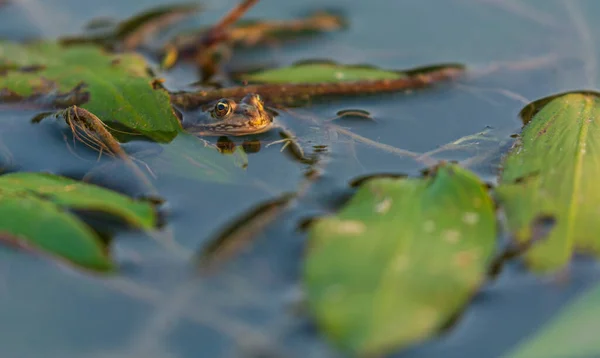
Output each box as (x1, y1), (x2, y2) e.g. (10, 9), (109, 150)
(195, 122), (274, 136)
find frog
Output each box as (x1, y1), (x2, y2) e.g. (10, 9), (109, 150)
(177, 89), (496, 168)
(182, 93), (276, 137)
(180, 92), (325, 163)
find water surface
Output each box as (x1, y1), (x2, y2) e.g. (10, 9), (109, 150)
(0, 1), (598, 357)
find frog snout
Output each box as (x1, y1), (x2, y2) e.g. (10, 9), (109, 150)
(239, 104), (259, 117)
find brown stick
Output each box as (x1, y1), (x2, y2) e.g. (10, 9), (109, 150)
(170, 64), (465, 109)
(192, 0), (260, 80)
(197, 0), (260, 50)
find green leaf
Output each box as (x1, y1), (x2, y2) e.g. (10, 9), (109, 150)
(0, 172), (159, 271)
(505, 284), (600, 358)
(497, 91), (600, 272)
(242, 60), (405, 84)
(0, 192), (113, 271)
(0, 172), (156, 228)
(0, 40), (181, 142)
(304, 163), (496, 356)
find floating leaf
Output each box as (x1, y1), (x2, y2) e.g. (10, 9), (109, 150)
(0, 172), (159, 270)
(0, 193), (113, 271)
(228, 10), (346, 45)
(172, 64), (464, 108)
(242, 60), (404, 84)
(304, 163), (496, 356)
(497, 91), (600, 272)
(0, 172), (156, 228)
(505, 284), (600, 358)
(0, 40), (181, 142)
(334, 108), (375, 121)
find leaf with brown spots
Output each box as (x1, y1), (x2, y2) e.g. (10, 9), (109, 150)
(303, 163), (497, 356)
(497, 91), (600, 272)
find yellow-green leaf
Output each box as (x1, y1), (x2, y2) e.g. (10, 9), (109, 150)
(304, 163), (496, 356)
(497, 91), (600, 272)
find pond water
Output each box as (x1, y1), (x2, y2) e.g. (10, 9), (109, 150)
(0, 0), (599, 357)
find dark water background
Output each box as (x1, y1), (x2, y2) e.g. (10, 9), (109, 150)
(0, 0), (599, 357)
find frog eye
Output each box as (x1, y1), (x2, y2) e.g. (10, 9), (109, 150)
(214, 100), (232, 118)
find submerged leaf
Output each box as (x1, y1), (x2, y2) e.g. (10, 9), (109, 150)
(0, 172), (159, 270)
(197, 193), (295, 271)
(142, 132), (247, 183)
(61, 2), (202, 50)
(0, 41), (181, 141)
(169, 9), (345, 58)
(497, 91), (600, 271)
(304, 163), (496, 356)
(242, 60), (404, 84)
(115, 2), (201, 50)
(505, 284), (600, 358)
